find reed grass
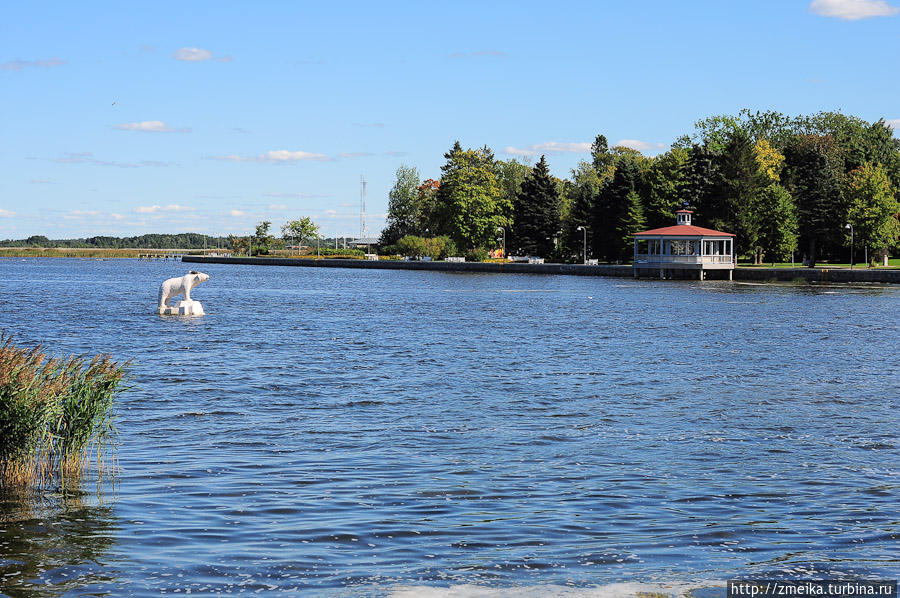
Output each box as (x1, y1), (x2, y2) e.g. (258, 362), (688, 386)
(0, 334), (125, 488)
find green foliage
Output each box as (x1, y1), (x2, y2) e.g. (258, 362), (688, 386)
(717, 130), (772, 256)
(312, 247), (365, 257)
(0, 233), (229, 249)
(425, 235), (458, 260)
(465, 247), (489, 262)
(845, 162), (900, 263)
(435, 142), (510, 250)
(229, 234), (249, 256)
(394, 235), (458, 260)
(254, 221), (274, 254)
(380, 165), (423, 246)
(495, 158), (532, 219)
(562, 160), (600, 258)
(396, 235), (428, 258)
(590, 134), (616, 182)
(783, 135), (846, 266)
(512, 156), (562, 256)
(618, 191), (646, 260)
(281, 217), (320, 246)
(593, 154), (644, 262)
(645, 147), (689, 229)
(753, 184), (799, 265)
(0, 335), (124, 487)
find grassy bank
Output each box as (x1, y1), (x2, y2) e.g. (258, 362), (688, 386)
(737, 259), (899, 269)
(0, 335), (125, 488)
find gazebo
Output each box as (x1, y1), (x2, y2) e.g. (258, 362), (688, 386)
(633, 210), (735, 280)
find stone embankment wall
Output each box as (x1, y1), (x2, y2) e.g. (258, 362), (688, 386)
(182, 256), (900, 284)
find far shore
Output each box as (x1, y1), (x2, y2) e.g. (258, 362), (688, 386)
(182, 255), (900, 285)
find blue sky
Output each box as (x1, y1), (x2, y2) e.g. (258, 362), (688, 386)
(2, 0), (899, 239)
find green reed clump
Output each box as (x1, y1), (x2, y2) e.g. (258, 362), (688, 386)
(0, 334), (125, 487)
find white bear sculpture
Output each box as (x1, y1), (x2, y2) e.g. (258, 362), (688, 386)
(158, 271), (210, 316)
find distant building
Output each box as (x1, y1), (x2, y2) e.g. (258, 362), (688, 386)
(346, 237), (380, 248)
(633, 210), (735, 280)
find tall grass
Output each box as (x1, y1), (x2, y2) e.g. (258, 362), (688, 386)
(0, 334), (124, 487)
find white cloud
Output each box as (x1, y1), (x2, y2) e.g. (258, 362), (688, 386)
(504, 141), (591, 157)
(0, 57), (65, 71)
(338, 152), (375, 158)
(268, 204), (288, 210)
(810, 0), (899, 19)
(173, 47), (213, 61)
(230, 209), (245, 217)
(0, 209), (16, 217)
(886, 118), (900, 133)
(52, 152), (172, 168)
(134, 204), (194, 214)
(63, 210), (100, 219)
(115, 121), (189, 133)
(214, 150), (332, 163)
(615, 139), (668, 153)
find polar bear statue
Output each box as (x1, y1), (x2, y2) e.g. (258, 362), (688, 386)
(158, 271), (209, 315)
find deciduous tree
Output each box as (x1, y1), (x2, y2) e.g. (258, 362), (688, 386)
(845, 162), (900, 265)
(435, 142), (510, 250)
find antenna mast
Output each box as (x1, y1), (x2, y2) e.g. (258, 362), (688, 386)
(360, 175), (367, 239)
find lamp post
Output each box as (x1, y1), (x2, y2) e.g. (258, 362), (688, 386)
(248, 232), (253, 258)
(845, 223), (853, 269)
(316, 234), (320, 258)
(576, 225), (587, 264)
(497, 226), (506, 259)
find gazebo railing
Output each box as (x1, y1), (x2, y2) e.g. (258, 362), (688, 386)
(635, 254), (733, 264)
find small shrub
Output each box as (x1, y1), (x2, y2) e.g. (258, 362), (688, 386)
(466, 247), (489, 262)
(396, 236), (428, 258)
(425, 236), (458, 260)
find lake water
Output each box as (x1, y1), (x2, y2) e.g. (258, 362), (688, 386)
(0, 258), (897, 597)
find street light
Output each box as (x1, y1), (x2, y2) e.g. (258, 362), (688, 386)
(576, 225), (587, 265)
(845, 223), (853, 269)
(497, 226), (506, 259)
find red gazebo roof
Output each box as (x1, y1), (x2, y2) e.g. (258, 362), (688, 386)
(634, 224), (735, 237)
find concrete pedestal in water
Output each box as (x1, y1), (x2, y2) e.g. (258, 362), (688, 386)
(159, 299), (205, 316)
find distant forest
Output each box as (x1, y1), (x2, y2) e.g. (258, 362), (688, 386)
(0, 233), (223, 249)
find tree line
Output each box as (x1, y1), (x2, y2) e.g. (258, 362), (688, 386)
(0, 233), (224, 249)
(380, 110), (900, 266)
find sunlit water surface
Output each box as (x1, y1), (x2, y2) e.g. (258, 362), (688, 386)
(0, 258), (897, 597)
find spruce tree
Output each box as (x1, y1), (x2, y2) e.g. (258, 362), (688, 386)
(593, 156), (644, 262)
(617, 191), (646, 262)
(513, 155), (561, 257)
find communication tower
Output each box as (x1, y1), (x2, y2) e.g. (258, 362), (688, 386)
(360, 175), (367, 239)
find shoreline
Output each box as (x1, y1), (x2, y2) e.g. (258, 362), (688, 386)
(182, 255), (900, 284)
